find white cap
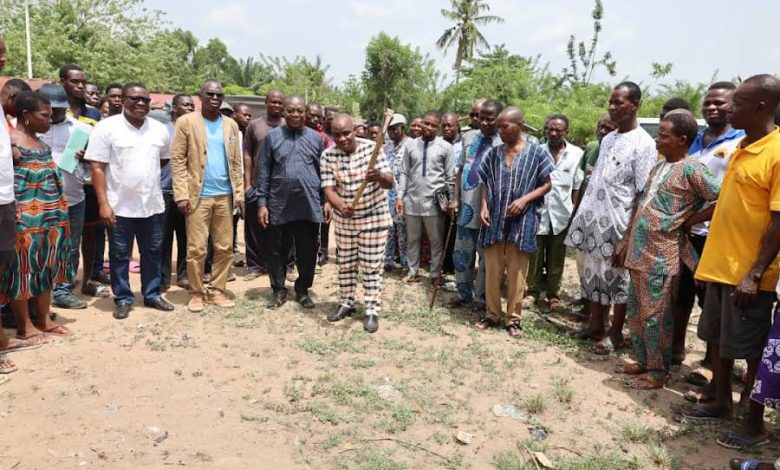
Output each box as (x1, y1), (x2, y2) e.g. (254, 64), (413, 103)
(389, 113), (407, 127)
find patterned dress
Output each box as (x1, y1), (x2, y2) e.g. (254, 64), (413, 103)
(751, 305), (780, 410)
(565, 127), (656, 305)
(0, 142), (71, 302)
(624, 158), (720, 378)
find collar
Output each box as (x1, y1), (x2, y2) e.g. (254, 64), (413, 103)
(689, 126), (744, 154)
(283, 125), (305, 136)
(736, 127), (780, 155)
(121, 113), (148, 131)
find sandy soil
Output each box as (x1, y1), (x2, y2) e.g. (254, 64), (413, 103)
(0, 236), (776, 469)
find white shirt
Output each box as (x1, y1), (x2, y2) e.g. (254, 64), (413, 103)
(688, 128), (744, 236)
(0, 106), (14, 205)
(41, 116), (89, 207)
(84, 114), (170, 218)
(538, 141), (584, 236)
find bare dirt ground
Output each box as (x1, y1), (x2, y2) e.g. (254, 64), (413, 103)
(1, 236), (778, 469)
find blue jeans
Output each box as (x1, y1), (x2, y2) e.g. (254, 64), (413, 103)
(453, 226), (485, 304)
(384, 221), (408, 269)
(53, 201), (85, 298)
(108, 214), (163, 305)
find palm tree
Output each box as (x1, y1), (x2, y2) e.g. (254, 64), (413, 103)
(436, 0), (504, 81)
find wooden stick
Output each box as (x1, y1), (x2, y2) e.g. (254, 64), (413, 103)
(350, 109), (394, 209)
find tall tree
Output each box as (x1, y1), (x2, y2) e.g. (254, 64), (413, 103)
(361, 32), (439, 120)
(0, 0), (200, 92)
(435, 0), (504, 82)
(561, 0), (616, 86)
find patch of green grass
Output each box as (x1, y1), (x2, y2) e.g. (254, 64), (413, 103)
(322, 427), (361, 451)
(619, 422), (656, 444)
(307, 401), (348, 425)
(351, 358), (377, 369)
(524, 393), (547, 415)
(521, 317), (579, 350)
(552, 376), (574, 404)
(646, 442), (679, 469)
(378, 402), (415, 433)
(493, 450), (533, 470)
(557, 449), (643, 470)
(298, 337), (330, 355)
(146, 339), (167, 351)
(224, 302), (260, 328)
(352, 448), (407, 470)
(431, 431), (450, 445)
(385, 303), (450, 335)
(299, 332), (366, 356)
(322, 432), (342, 450)
(379, 337), (418, 352)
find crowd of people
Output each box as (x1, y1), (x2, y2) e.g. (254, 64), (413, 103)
(3, 34), (780, 463)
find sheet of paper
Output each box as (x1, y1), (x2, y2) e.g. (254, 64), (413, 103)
(58, 126), (91, 173)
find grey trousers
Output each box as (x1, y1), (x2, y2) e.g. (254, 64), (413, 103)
(405, 214), (445, 278)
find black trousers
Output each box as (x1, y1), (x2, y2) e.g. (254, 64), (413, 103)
(161, 193), (187, 286)
(319, 221), (330, 261)
(244, 199), (267, 273)
(268, 221), (318, 294)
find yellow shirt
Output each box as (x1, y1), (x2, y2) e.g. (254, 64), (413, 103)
(695, 129), (780, 291)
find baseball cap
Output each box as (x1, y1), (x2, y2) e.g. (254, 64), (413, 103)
(38, 83), (69, 109)
(389, 113), (407, 127)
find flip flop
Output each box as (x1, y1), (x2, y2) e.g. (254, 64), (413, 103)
(717, 431), (770, 450)
(616, 363), (646, 375)
(14, 334), (50, 347)
(687, 368), (712, 387)
(44, 325), (71, 337)
(630, 374), (665, 390)
(592, 337), (615, 355)
(547, 298), (563, 311)
(683, 389), (714, 404)
(682, 406), (726, 423)
(0, 354), (17, 374)
(730, 458), (766, 470)
(0, 337), (44, 354)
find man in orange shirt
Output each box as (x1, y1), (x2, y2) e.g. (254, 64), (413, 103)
(684, 75), (780, 441)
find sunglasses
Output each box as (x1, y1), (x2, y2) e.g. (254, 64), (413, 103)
(205, 92), (224, 98)
(126, 96), (152, 105)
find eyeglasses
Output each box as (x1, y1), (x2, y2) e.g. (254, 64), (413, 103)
(205, 92), (224, 99)
(125, 96), (152, 105)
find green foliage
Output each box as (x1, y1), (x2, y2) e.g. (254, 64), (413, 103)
(439, 46), (610, 145)
(0, 0), (200, 92)
(436, 0), (504, 80)
(561, 0), (616, 86)
(258, 54), (340, 105)
(361, 32), (440, 121)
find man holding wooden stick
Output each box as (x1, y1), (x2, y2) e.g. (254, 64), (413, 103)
(322, 113), (394, 333)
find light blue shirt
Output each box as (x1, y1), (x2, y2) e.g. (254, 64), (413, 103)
(201, 116), (232, 197)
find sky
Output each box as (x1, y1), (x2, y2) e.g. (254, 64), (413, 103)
(144, 0), (780, 90)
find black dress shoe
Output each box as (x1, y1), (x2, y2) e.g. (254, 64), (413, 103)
(296, 293), (315, 309)
(327, 305), (355, 322)
(266, 290), (288, 309)
(113, 303), (132, 320)
(363, 314), (379, 333)
(144, 297), (174, 311)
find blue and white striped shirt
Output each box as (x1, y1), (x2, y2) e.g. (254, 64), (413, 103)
(478, 142), (554, 252)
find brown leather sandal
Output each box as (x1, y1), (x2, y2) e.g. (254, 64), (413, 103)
(506, 320), (522, 337)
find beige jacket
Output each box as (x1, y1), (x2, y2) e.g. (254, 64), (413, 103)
(171, 112), (244, 207)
